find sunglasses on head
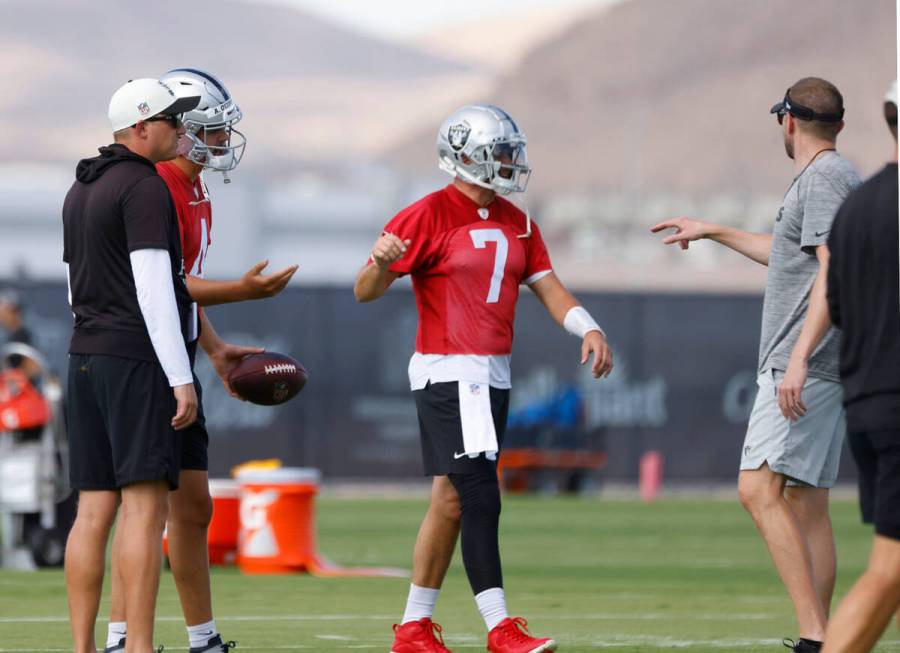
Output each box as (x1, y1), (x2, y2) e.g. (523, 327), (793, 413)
(771, 89), (844, 126)
(143, 113), (183, 129)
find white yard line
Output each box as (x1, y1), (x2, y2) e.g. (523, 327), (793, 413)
(0, 612), (774, 624)
(2, 636), (900, 652)
(0, 615), (394, 624)
(3, 615), (898, 653)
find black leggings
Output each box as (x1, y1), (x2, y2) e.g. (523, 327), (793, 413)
(448, 467), (503, 594)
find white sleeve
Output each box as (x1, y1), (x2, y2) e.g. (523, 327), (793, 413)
(129, 249), (193, 387)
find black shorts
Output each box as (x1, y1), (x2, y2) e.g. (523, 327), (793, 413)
(413, 381), (509, 476)
(67, 354), (182, 491)
(848, 429), (900, 541)
(181, 341), (209, 472)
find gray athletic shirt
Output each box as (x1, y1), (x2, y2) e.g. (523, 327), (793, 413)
(758, 151), (861, 382)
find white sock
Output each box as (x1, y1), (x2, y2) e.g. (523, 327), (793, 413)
(187, 620), (219, 648)
(401, 584), (440, 624)
(106, 622), (127, 648)
(475, 587), (508, 631)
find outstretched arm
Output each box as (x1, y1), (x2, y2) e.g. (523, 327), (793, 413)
(650, 217), (773, 266)
(529, 272), (613, 378)
(187, 259), (298, 307)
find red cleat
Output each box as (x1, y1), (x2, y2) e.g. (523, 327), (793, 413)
(390, 618), (452, 653)
(487, 617), (556, 653)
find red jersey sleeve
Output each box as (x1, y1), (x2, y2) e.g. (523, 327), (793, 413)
(371, 196), (439, 276)
(522, 218), (553, 282)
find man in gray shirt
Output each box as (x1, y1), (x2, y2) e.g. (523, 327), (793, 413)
(651, 77), (860, 652)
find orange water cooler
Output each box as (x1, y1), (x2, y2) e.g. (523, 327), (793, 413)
(236, 467), (321, 574)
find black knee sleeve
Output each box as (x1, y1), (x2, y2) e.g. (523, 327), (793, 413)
(448, 467), (503, 594)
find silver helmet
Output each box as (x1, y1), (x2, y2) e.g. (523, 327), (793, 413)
(437, 104), (530, 195)
(160, 68), (246, 174)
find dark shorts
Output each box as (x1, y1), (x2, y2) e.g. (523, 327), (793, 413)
(413, 381), (509, 476)
(848, 429), (900, 541)
(67, 353), (182, 491)
(181, 341), (209, 472)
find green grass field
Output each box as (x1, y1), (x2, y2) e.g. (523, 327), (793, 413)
(1, 496), (898, 652)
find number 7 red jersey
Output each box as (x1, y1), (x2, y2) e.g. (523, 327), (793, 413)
(379, 184), (553, 355)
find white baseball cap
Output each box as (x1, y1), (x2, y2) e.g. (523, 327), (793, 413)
(108, 78), (201, 132)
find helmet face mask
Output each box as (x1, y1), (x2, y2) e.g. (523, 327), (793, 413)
(437, 104), (531, 195)
(181, 121), (246, 172)
(489, 140), (530, 193)
(161, 68), (246, 175)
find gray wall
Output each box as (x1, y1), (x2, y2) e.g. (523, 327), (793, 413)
(5, 282), (857, 483)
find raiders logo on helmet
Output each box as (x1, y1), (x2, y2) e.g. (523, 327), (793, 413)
(448, 122), (471, 151)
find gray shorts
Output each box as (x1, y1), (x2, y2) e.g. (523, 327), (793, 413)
(740, 369), (846, 488)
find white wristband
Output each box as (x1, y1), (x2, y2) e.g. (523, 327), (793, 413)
(564, 306), (605, 339)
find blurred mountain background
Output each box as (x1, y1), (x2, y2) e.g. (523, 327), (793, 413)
(0, 0), (895, 289)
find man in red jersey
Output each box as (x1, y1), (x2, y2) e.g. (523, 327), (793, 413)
(103, 68), (298, 653)
(355, 104), (613, 653)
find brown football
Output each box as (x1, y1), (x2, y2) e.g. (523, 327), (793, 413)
(228, 352), (307, 406)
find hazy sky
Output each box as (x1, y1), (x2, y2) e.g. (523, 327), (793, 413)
(250, 0), (609, 39)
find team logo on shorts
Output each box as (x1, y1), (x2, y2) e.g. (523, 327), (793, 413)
(137, 102), (150, 116)
(448, 123), (471, 151)
(469, 383), (481, 396)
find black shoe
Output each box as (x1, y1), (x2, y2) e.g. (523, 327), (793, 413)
(783, 638), (823, 653)
(189, 635), (236, 653)
(102, 637), (165, 653)
(103, 638), (125, 653)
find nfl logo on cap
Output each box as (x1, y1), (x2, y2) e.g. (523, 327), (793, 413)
(107, 78), (200, 132)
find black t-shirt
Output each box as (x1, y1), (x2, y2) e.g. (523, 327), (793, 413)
(62, 144), (190, 362)
(827, 163), (900, 432)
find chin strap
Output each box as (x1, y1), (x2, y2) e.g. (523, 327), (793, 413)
(517, 198), (532, 239)
(188, 175), (212, 206)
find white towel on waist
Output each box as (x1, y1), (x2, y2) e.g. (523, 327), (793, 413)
(457, 381), (498, 460)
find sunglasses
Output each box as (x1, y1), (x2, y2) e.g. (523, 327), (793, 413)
(143, 114), (183, 129)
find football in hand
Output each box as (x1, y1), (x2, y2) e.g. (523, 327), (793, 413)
(228, 352), (307, 406)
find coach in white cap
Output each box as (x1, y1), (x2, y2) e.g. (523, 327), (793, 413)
(62, 78), (200, 653)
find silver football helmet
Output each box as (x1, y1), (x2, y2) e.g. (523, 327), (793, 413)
(437, 104), (531, 195)
(160, 68), (246, 177)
